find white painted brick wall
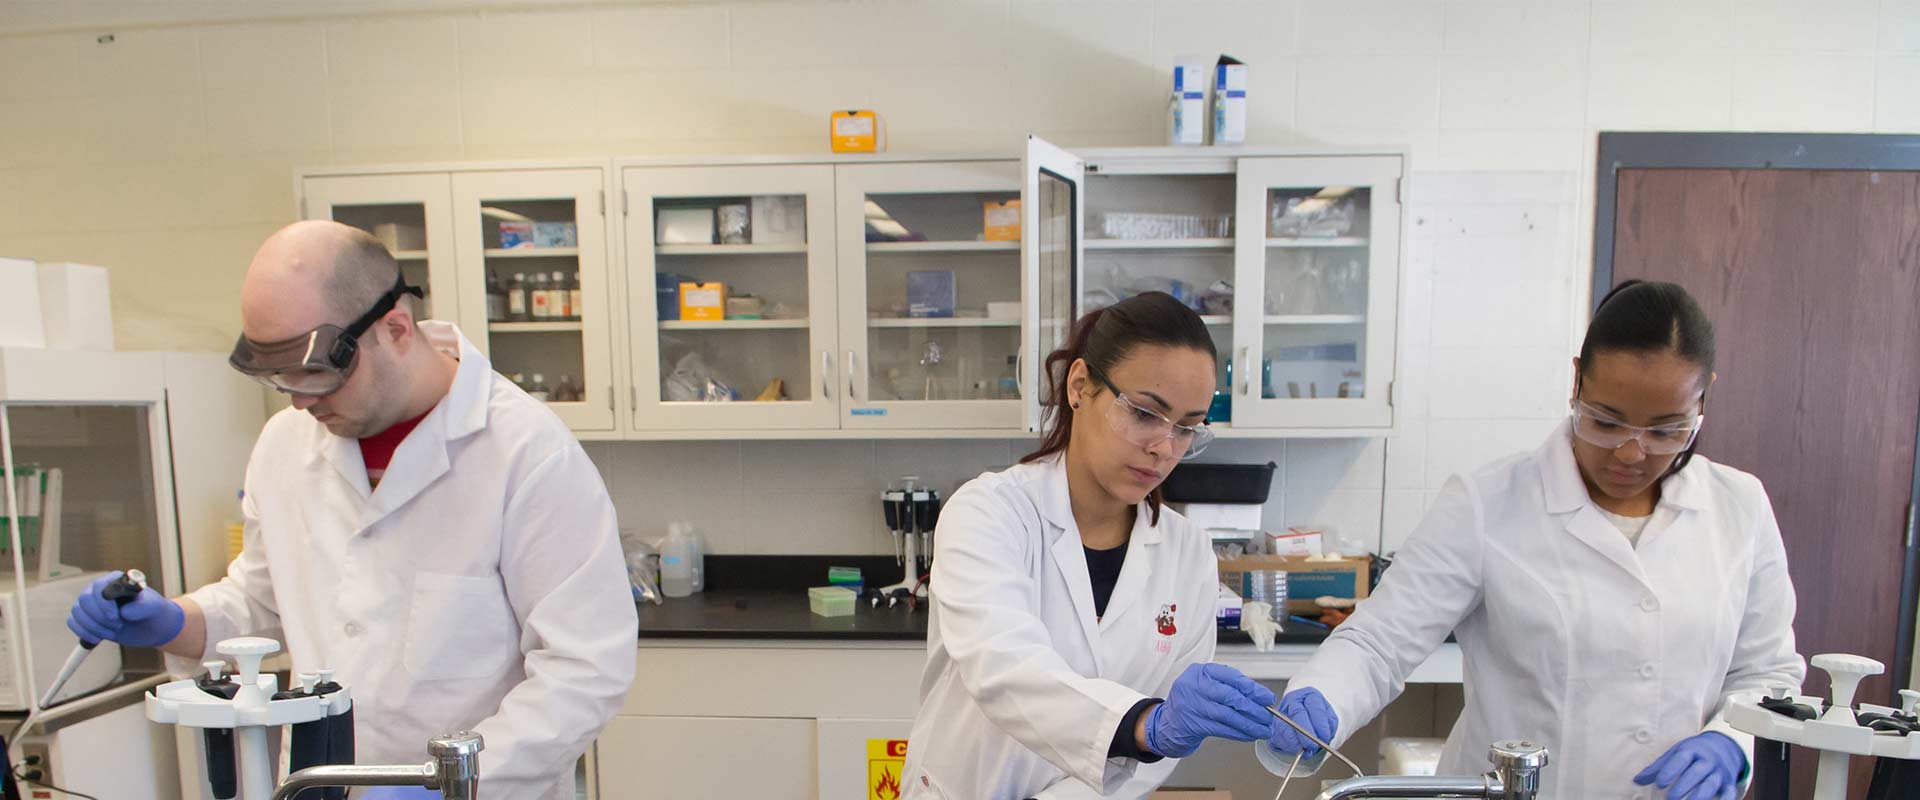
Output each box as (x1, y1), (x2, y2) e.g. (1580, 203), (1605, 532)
(0, 0), (1908, 554)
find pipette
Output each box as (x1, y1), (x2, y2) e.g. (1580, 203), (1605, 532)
(7, 570), (147, 756)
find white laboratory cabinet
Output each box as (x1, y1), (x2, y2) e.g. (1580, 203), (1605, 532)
(300, 144), (1408, 440)
(300, 162), (624, 435)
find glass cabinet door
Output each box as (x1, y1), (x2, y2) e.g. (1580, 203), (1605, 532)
(451, 169), (616, 431)
(835, 161), (1023, 430)
(1079, 162), (1238, 426)
(623, 164), (839, 432)
(1231, 156), (1402, 429)
(1024, 137), (1085, 434)
(302, 173), (458, 323)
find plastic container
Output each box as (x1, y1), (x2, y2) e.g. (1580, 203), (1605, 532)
(1160, 461), (1278, 504)
(686, 525), (706, 592)
(827, 566), (863, 594)
(808, 586), (856, 618)
(660, 523), (696, 598)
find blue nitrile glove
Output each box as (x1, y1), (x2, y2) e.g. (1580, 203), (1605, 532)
(1633, 732), (1745, 800)
(1144, 663), (1277, 758)
(1267, 687), (1339, 758)
(65, 571), (184, 648)
(357, 788), (439, 799)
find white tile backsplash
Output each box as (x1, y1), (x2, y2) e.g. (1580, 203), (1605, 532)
(1, 0), (1901, 561)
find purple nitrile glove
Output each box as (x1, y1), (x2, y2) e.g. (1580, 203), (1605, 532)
(1267, 687), (1339, 758)
(1633, 731), (1745, 800)
(65, 571), (184, 648)
(1144, 662), (1278, 758)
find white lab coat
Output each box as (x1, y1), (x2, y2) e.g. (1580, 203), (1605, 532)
(179, 322), (638, 800)
(903, 455), (1222, 800)
(1290, 421), (1803, 799)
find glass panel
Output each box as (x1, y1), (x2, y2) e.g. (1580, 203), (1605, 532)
(652, 195), (811, 403)
(1035, 171), (1075, 376)
(1, 404), (165, 674)
(863, 191), (1021, 401)
(330, 203), (438, 319)
(1262, 185), (1372, 400)
(482, 198), (587, 404)
(1080, 175), (1233, 397)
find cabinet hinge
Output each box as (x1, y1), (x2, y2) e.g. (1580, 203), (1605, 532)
(300, 196), (308, 219)
(630, 385), (638, 411)
(1395, 177), (1404, 205)
(621, 190), (630, 218)
(607, 385), (614, 412)
(598, 190), (606, 216)
(1387, 380), (1398, 408)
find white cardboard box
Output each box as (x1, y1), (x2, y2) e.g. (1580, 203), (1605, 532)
(1170, 55), (1210, 146)
(1212, 56), (1247, 145)
(0, 258), (46, 348)
(36, 262), (113, 350)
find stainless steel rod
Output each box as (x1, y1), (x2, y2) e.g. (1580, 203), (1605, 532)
(1267, 705), (1366, 778)
(270, 764), (435, 800)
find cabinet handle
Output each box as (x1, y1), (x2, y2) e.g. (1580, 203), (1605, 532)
(1241, 346), (1253, 397)
(822, 351), (833, 400)
(847, 350), (859, 400)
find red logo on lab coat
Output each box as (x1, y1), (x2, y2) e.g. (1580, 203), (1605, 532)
(1156, 604), (1178, 636)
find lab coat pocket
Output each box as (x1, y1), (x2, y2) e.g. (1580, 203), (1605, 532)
(404, 572), (515, 680)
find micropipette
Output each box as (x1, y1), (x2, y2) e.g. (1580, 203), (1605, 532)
(7, 570), (147, 756)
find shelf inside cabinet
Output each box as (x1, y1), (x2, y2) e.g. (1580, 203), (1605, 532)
(867, 317), (1020, 329)
(1200, 315), (1230, 326)
(1266, 237), (1367, 249)
(1264, 315), (1365, 325)
(656, 243), (808, 256)
(659, 319), (810, 331)
(486, 247), (581, 258)
(490, 321), (582, 333)
(1085, 238), (1234, 251)
(867, 241), (1020, 254)
(391, 249), (428, 261)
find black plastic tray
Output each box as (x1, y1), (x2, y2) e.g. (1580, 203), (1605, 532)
(1160, 461), (1277, 504)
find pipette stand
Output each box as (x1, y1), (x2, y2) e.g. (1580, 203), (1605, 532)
(1727, 653), (1919, 800)
(146, 637), (351, 800)
(875, 532), (924, 603)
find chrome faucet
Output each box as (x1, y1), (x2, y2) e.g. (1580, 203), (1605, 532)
(271, 731), (484, 800)
(1311, 741), (1549, 800)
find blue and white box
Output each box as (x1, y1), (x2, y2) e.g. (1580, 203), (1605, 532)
(908, 271), (956, 318)
(533, 221), (578, 248)
(1170, 55), (1210, 146)
(1212, 55), (1247, 145)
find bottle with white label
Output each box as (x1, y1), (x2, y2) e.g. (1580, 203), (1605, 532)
(508, 273), (529, 321)
(527, 373), (551, 401)
(568, 271), (583, 322)
(551, 271), (571, 319)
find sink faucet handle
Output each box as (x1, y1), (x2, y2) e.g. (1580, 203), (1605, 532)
(428, 731), (484, 800)
(1489, 741), (1549, 800)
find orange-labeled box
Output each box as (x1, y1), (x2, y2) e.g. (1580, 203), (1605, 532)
(830, 110), (883, 153)
(678, 281), (727, 321)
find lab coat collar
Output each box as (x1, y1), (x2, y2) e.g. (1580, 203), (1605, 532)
(1034, 454), (1166, 547)
(1038, 454), (1165, 666)
(304, 322), (490, 531)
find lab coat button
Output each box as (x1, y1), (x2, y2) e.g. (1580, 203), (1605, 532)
(1639, 663), (1657, 678)
(1639, 595), (1659, 612)
(1634, 729), (1653, 743)
(343, 622), (363, 637)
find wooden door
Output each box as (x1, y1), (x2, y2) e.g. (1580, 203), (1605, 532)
(1612, 167), (1920, 796)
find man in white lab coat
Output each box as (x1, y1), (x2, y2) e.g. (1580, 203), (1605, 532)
(66, 221), (638, 799)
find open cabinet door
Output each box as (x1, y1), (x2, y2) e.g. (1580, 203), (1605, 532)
(1022, 136), (1084, 434)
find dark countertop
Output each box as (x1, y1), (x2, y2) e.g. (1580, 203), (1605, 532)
(637, 555), (1340, 644)
(635, 588), (1337, 645)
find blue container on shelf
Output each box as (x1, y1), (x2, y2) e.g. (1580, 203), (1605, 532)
(656, 273), (683, 321)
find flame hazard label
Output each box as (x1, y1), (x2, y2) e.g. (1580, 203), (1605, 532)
(867, 738), (908, 800)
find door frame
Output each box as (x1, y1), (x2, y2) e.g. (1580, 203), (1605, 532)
(1591, 131), (1920, 696)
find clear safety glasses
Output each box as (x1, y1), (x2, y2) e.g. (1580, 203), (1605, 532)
(1090, 367), (1216, 459)
(228, 275), (422, 397)
(1569, 399), (1703, 456)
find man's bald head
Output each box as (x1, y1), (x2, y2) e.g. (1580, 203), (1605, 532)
(241, 220), (405, 341)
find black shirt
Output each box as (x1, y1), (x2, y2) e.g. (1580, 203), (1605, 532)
(1085, 543), (1128, 619)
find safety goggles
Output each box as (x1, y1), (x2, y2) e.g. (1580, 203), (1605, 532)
(1569, 399), (1703, 456)
(1089, 366), (1216, 459)
(228, 275), (422, 397)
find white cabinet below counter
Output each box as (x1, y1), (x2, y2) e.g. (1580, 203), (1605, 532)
(592, 639), (1461, 799)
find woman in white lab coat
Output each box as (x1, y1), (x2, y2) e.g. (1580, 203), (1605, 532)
(1271, 281), (1804, 800)
(903, 292), (1281, 800)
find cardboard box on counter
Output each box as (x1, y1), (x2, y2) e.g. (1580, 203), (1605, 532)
(1218, 555), (1370, 614)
